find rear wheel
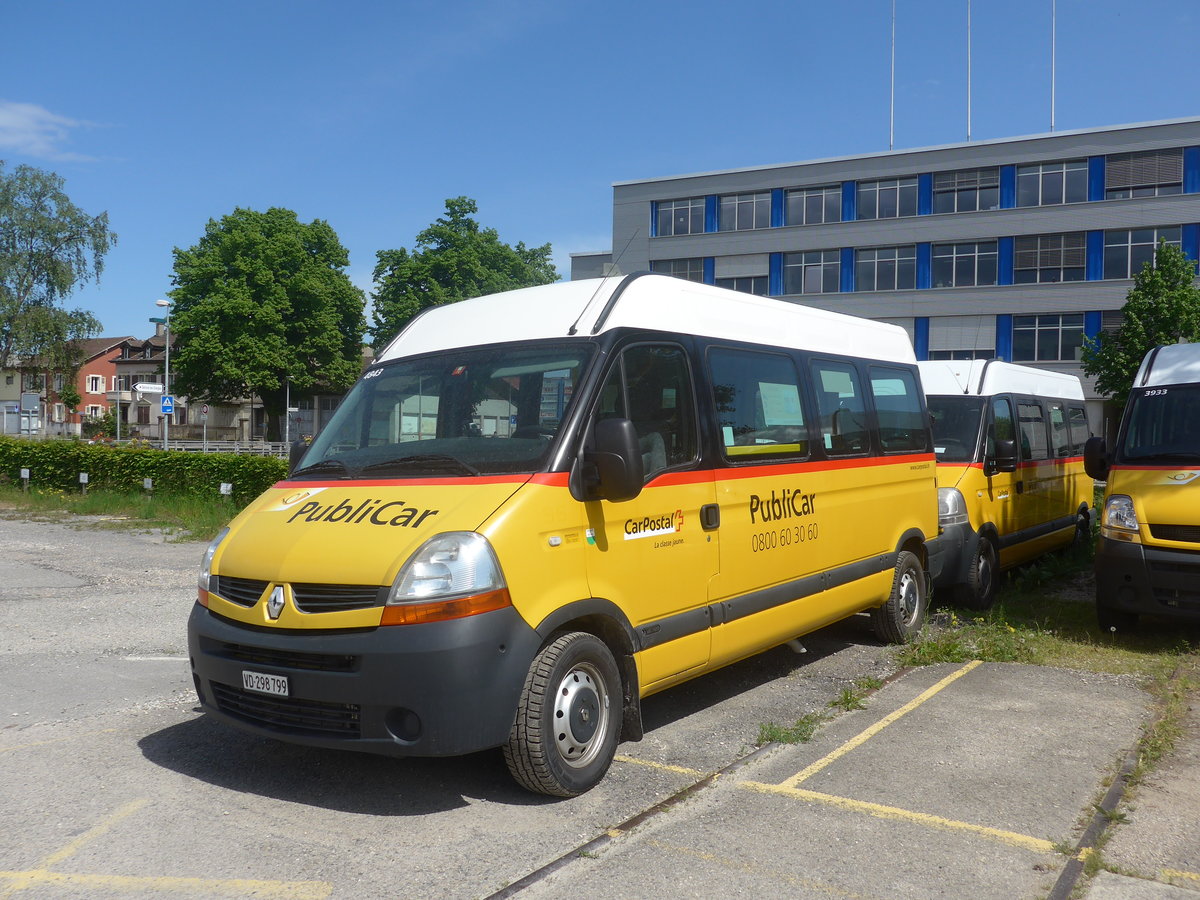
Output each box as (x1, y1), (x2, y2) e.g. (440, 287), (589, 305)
(872, 550), (928, 644)
(503, 632), (621, 797)
(1072, 510), (1092, 549)
(955, 537), (998, 611)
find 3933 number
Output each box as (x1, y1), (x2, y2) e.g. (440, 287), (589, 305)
(751, 522), (820, 552)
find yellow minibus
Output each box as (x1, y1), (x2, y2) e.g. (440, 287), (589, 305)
(189, 273), (938, 796)
(1085, 342), (1200, 631)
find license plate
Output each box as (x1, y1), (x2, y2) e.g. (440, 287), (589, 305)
(242, 670), (289, 697)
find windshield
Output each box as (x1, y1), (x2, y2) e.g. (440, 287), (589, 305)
(926, 396), (986, 463)
(1118, 383), (1200, 464)
(295, 342), (594, 478)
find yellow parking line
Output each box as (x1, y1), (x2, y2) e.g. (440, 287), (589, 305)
(0, 870), (331, 898)
(613, 754), (707, 778)
(1164, 868), (1200, 883)
(741, 780), (1056, 855)
(40, 798), (149, 869)
(781, 660), (983, 789)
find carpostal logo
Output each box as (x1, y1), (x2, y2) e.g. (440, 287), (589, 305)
(749, 486), (817, 524)
(624, 509), (684, 541)
(286, 496), (441, 528)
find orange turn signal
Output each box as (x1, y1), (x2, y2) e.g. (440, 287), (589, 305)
(380, 588), (512, 626)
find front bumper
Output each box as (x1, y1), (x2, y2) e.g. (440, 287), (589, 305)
(1095, 537), (1200, 622)
(187, 602), (542, 758)
(927, 521), (975, 595)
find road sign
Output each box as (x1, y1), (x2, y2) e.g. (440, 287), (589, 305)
(161, 395), (175, 415)
(134, 382), (163, 394)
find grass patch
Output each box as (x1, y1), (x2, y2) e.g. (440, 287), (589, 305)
(0, 484), (234, 542)
(758, 711), (826, 745)
(901, 541), (1198, 681)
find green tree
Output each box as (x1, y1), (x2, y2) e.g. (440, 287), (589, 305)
(0, 162), (115, 365)
(370, 197), (557, 350)
(11, 303), (101, 391)
(1081, 240), (1200, 408)
(169, 207), (366, 441)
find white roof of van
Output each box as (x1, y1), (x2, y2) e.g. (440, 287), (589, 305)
(918, 359), (1084, 400)
(379, 274), (916, 364)
(1134, 342), (1200, 387)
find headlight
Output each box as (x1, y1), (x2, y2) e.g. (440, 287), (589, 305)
(383, 532), (511, 626)
(1101, 495), (1140, 537)
(197, 527), (229, 604)
(937, 488), (969, 527)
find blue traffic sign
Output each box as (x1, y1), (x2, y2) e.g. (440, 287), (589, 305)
(161, 395), (175, 415)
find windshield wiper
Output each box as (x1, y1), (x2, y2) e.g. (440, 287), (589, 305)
(359, 454), (481, 477)
(290, 459), (352, 478)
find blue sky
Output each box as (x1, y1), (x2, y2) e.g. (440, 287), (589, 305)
(3, 0), (1198, 340)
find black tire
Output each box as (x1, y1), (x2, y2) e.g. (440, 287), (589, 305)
(1097, 605), (1137, 634)
(503, 632), (621, 797)
(955, 537), (998, 611)
(1072, 510), (1092, 550)
(872, 550), (928, 644)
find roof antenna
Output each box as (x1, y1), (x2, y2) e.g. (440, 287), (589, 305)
(569, 227), (640, 335)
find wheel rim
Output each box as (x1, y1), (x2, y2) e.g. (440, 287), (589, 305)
(897, 569), (920, 626)
(553, 661), (610, 769)
(978, 545), (995, 599)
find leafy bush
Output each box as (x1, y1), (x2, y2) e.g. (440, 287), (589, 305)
(0, 437), (286, 506)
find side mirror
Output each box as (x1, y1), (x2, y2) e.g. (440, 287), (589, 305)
(985, 437), (1018, 476)
(1084, 436), (1110, 481)
(288, 438), (309, 474)
(570, 417), (644, 503)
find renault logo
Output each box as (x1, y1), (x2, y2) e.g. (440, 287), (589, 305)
(267, 585), (286, 620)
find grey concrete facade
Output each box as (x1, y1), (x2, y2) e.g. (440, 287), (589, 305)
(573, 118), (1200, 425)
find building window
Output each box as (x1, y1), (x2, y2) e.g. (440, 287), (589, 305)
(1013, 232), (1086, 284)
(785, 184), (841, 226)
(1103, 226), (1181, 280)
(715, 275), (769, 296)
(53, 373), (65, 392)
(857, 178), (917, 220)
(855, 246), (916, 292)
(655, 197), (705, 236)
(1012, 314), (1085, 362)
(932, 241), (998, 288)
(137, 405), (150, 425)
(932, 167), (1000, 213)
(86, 374), (103, 393)
(782, 250), (840, 295)
(650, 258), (705, 282)
(1101, 309), (1124, 334)
(1105, 149), (1183, 200)
(23, 373), (45, 392)
(718, 192), (770, 232)
(86, 405), (103, 419)
(52, 403), (65, 423)
(1016, 159), (1088, 207)
(926, 348), (996, 360)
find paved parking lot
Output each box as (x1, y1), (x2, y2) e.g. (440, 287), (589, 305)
(1, 516), (1198, 898)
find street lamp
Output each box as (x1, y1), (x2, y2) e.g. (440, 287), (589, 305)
(154, 298), (172, 449)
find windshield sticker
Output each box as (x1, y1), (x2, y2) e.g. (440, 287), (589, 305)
(286, 497), (440, 527)
(624, 510), (684, 541)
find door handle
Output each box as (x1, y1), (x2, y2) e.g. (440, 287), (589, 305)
(1016, 481), (1024, 494)
(700, 503), (720, 531)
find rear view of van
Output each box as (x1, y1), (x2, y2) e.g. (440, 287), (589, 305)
(1085, 343), (1200, 631)
(920, 360), (1094, 609)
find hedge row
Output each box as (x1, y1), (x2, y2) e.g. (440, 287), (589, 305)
(0, 437), (288, 506)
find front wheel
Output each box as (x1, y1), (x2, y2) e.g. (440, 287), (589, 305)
(955, 537), (998, 611)
(503, 632), (622, 797)
(872, 550), (928, 644)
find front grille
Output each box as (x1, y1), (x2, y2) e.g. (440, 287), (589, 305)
(211, 576), (268, 608)
(212, 682), (361, 738)
(1149, 524), (1200, 544)
(1149, 553), (1200, 609)
(207, 639), (358, 673)
(292, 583), (386, 613)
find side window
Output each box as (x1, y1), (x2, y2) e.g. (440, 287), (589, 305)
(812, 360), (869, 456)
(599, 344), (697, 480)
(869, 366), (928, 453)
(1068, 405), (1090, 454)
(1047, 401), (1071, 457)
(1018, 401), (1049, 460)
(988, 396), (1015, 457)
(708, 347), (808, 460)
